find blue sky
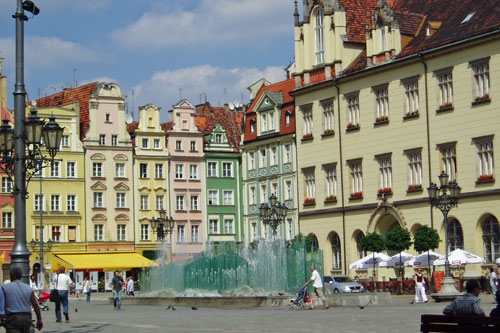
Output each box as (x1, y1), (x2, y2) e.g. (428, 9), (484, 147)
(0, 0), (295, 121)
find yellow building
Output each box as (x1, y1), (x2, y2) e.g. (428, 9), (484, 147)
(293, 0), (500, 279)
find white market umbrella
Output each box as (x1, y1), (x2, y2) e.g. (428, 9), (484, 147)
(404, 251), (444, 267)
(379, 252), (415, 268)
(349, 252), (391, 269)
(434, 249), (486, 266)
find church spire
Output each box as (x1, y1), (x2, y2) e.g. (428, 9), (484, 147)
(294, 0), (300, 26)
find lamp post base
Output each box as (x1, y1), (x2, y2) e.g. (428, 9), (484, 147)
(430, 277), (464, 302)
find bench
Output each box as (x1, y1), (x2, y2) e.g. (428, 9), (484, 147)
(421, 314), (500, 332)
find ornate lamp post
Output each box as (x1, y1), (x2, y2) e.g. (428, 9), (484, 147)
(149, 209), (175, 263)
(258, 194), (288, 238)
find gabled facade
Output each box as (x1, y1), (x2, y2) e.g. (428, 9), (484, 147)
(166, 100), (206, 261)
(242, 78), (298, 242)
(293, 0), (500, 278)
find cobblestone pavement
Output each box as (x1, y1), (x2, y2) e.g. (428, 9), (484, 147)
(38, 294), (497, 333)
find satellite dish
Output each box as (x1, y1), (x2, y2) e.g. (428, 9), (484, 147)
(235, 101), (241, 108)
(125, 114), (133, 124)
(229, 103), (234, 110)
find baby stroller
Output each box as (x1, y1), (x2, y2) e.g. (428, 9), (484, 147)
(289, 286), (310, 310)
(37, 292), (50, 311)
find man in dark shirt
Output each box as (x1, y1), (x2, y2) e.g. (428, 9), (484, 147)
(111, 271), (124, 310)
(490, 291), (500, 316)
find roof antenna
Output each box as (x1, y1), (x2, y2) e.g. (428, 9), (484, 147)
(179, 88), (182, 100)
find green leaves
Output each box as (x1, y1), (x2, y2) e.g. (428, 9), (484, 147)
(385, 226), (412, 252)
(413, 225), (440, 252)
(359, 232), (386, 253)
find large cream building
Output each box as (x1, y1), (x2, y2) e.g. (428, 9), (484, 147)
(293, 0), (500, 278)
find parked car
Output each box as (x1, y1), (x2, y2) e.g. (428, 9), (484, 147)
(324, 275), (366, 294)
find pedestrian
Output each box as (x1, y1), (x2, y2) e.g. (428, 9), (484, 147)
(83, 277), (92, 303)
(304, 265), (329, 310)
(30, 274), (38, 295)
(53, 266), (73, 323)
(490, 267), (497, 296)
(414, 268), (428, 303)
(1, 267), (43, 332)
(126, 276), (135, 296)
(490, 291), (500, 316)
(443, 279), (485, 316)
(111, 271), (124, 310)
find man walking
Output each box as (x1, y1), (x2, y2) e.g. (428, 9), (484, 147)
(2, 267), (43, 332)
(304, 265), (329, 310)
(111, 271), (124, 310)
(53, 266), (73, 323)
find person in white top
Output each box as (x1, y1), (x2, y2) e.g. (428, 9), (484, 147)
(304, 265), (329, 310)
(126, 277), (135, 296)
(30, 274), (38, 294)
(53, 266), (73, 323)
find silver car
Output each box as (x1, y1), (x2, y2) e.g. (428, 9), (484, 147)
(324, 275), (365, 294)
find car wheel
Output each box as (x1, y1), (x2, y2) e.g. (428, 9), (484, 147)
(333, 289), (340, 293)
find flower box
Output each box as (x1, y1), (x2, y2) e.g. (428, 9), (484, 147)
(375, 116), (389, 123)
(377, 188), (392, 195)
(347, 122), (359, 129)
(322, 129), (335, 137)
(475, 94), (490, 102)
(304, 198), (316, 205)
(324, 195), (337, 202)
(301, 133), (313, 141)
(350, 192), (363, 198)
(407, 184), (422, 191)
(477, 174), (494, 182)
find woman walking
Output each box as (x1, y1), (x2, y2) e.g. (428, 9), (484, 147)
(414, 268), (428, 303)
(83, 277), (92, 303)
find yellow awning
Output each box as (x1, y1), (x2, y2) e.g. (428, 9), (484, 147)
(53, 252), (157, 271)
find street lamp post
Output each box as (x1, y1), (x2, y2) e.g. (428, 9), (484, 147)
(258, 194), (289, 238)
(149, 209), (175, 263)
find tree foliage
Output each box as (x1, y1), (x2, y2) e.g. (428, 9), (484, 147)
(413, 225), (440, 252)
(359, 232), (385, 253)
(385, 226), (412, 252)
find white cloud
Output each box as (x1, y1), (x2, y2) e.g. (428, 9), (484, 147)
(0, 0), (112, 13)
(130, 64), (286, 121)
(110, 0), (292, 49)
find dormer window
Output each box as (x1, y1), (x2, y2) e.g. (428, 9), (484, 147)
(426, 25), (432, 37)
(315, 8), (324, 65)
(250, 119), (256, 134)
(215, 134), (222, 143)
(285, 110), (293, 126)
(461, 12), (475, 24)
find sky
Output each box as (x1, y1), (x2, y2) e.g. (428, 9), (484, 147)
(0, 0), (296, 122)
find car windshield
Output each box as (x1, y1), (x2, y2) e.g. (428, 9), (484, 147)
(334, 277), (355, 283)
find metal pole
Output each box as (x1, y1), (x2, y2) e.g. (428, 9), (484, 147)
(39, 163), (45, 290)
(443, 209), (450, 278)
(11, 0), (31, 284)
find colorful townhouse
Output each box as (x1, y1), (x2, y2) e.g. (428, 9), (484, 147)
(241, 78), (298, 242)
(292, 0), (500, 278)
(195, 103), (244, 244)
(128, 104), (171, 261)
(165, 100), (206, 262)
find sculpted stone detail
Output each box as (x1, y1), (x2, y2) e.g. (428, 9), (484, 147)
(259, 169), (267, 177)
(367, 201), (408, 233)
(90, 102), (99, 109)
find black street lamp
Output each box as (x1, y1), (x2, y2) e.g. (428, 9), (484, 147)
(258, 194), (288, 237)
(149, 209), (175, 262)
(427, 171), (461, 278)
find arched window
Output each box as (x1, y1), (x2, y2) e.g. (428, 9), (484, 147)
(447, 219), (463, 251)
(315, 8), (324, 65)
(356, 232), (367, 259)
(483, 216), (500, 263)
(331, 234), (341, 269)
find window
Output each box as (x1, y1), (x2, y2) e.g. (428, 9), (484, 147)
(190, 195), (199, 210)
(441, 145), (457, 181)
(105, 113), (111, 122)
(286, 181), (292, 200)
(476, 139), (494, 179)
(284, 144), (291, 164)
(34, 194), (45, 211)
(154, 138), (161, 149)
(224, 219), (234, 234)
(93, 192), (103, 208)
(249, 152), (256, 170)
(115, 163), (125, 178)
(141, 138), (149, 149)
(67, 162), (76, 178)
(250, 186), (256, 205)
(117, 225), (126, 241)
(116, 193), (126, 208)
(287, 218), (293, 240)
(315, 8), (324, 65)
(223, 191), (234, 205)
(67, 195), (77, 211)
(322, 101), (334, 133)
(112, 135), (118, 146)
(408, 151), (423, 188)
(52, 226), (61, 242)
(209, 219), (219, 234)
(251, 223), (257, 241)
(93, 163), (103, 177)
(192, 225), (200, 243)
(215, 133), (223, 143)
(140, 195), (149, 210)
(483, 216), (500, 263)
(140, 163), (148, 178)
(285, 111), (292, 126)
(190, 164), (198, 179)
(448, 219), (463, 251)
(331, 234), (342, 269)
(262, 113), (268, 132)
(99, 134), (106, 145)
(473, 62), (490, 100)
(155, 164), (163, 179)
(438, 71), (453, 107)
(222, 162), (232, 177)
(271, 147), (278, 166)
(51, 195), (60, 211)
(302, 107), (313, 137)
(260, 149), (267, 168)
(208, 162), (218, 177)
(347, 95), (360, 127)
(176, 195), (185, 211)
(61, 135), (69, 147)
(68, 226), (76, 242)
(2, 177), (12, 193)
(141, 224), (149, 241)
(325, 165), (337, 199)
(304, 169), (315, 200)
(260, 184), (267, 203)
(349, 161), (363, 195)
(377, 157), (392, 191)
(176, 140), (182, 151)
(356, 232), (367, 259)
(2, 212), (12, 229)
(177, 225), (186, 242)
(404, 80), (419, 115)
(272, 183), (278, 197)
(94, 225), (103, 241)
(51, 161), (61, 178)
(190, 141), (196, 151)
(208, 190), (218, 205)
(156, 195), (164, 210)
(270, 112), (275, 130)
(250, 121), (255, 134)
(175, 164), (184, 179)
(375, 87), (389, 121)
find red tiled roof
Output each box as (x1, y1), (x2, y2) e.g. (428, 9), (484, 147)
(161, 121), (174, 131)
(126, 121), (139, 146)
(35, 82), (98, 140)
(246, 78), (295, 115)
(340, 0), (378, 44)
(394, 11), (426, 36)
